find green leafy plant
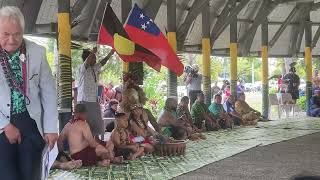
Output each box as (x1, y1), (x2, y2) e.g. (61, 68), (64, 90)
(297, 96), (307, 111)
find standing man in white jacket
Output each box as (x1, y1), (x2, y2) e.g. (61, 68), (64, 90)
(0, 6), (58, 180)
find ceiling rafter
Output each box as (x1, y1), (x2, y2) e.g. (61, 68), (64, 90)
(143, 0), (163, 19)
(268, 5), (300, 47)
(210, 0), (250, 44)
(288, 4), (310, 56)
(176, 0), (209, 49)
(312, 26), (320, 49)
(238, 0), (278, 45)
(238, 0), (265, 56)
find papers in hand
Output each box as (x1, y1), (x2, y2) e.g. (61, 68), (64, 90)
(41, 143), (58, 180)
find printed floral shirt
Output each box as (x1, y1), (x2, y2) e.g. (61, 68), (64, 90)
(8, 50), (27, 115)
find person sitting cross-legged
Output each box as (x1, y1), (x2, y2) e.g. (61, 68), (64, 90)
(235, 93), (263, 126)
(208, 94), (233, 129)
(310, 89), (320, 117)
(51, 152), (82, 170)
(177, 96), (206, 140)
(223, 95), (244, 126)
(128, 104), (156, 153)
(58, 104), (122, 167)
(111, 112), (145, 160)
(157, 98), (188, 140)
(191, 92), (220, 131)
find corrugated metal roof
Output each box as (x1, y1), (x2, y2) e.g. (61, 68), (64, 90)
(1, 0), (320, 57)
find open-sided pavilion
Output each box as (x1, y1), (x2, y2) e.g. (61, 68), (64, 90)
(1, 0), (319, 121)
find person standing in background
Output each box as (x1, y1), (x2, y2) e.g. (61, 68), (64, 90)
(184, 64), (202, 108)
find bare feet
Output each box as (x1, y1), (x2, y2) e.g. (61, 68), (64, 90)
(58, 160), (82, 170)
(112, 156), (124, 164)
(73, 160), (82, 169)
(98, 159), (110, 167)
(199, 133), (206, 140)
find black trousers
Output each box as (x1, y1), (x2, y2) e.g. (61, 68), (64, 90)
(0, 111), (45, 180)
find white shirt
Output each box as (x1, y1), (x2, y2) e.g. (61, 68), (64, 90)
(76, 63), (102, 102)
(187, 74), (202, 91)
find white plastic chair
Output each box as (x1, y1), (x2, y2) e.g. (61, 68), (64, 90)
(279, 93), (295, 117)
(269, 94), (281, 119)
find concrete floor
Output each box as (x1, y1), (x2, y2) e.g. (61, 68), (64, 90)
(175, 132), (320, 180)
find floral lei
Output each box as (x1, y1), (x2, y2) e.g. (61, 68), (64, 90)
(0, 41), (27, 98)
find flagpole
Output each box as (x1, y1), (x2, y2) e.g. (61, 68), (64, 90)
(122, 0), (132, 73)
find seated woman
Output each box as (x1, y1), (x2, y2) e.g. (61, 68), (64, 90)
(235, 93), (262, 125)
(223, 95), (244, 126)
(310, 90), (320, 117)
(129, 104), (155, 153)
(111, 112), (145, 160)
(157, 98), (188, 140)
(177, 96), (206, 140)
(208, 94), (233, 129)
(191, 92), (220, 131)
(58, 104), (122, 167)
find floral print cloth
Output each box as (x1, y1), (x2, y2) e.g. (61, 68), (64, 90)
(8, 50), (26, 115)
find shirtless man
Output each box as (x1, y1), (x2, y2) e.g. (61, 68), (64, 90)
(111, 112), (145, 160)
(157, 98), (188, 139)
(58, 104), (119, 167)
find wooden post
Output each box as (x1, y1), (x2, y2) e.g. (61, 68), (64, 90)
(230, 2), (237, 97)
(202, 0), (211, 105)
(261, 18), (269, 118)
(58, 0), (72, 131)
(167, 0), (178, 97)
(305, 12), (312, 116)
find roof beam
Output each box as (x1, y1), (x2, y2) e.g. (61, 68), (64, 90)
(143, 0), (163, 19)
(311, 2), (320, 11)
(71, 0), (88, 21)
(21, 0), (42, 33)
(269, 5), (300, 47)
(176, 0), (208, 49)
(210, 0), (233, 45)
(294, 18), (306, 56)
(71, 0), (101, 39)
(288, 5), (310, 56)
(239, 0), (265, 56)
(312, 26), (320, 49)
(238, 0), (278, 45)
(210, 0), (250, 43)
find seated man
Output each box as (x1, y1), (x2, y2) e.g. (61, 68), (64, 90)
(208, 94), (233, 129)
(103, 99), (118, 118)
(191, 92), (219, 131)
(111, 112), (145, 160)
(52, 152), (82, 170)
(177, 96), (206, 140)
(223, 95), (243, 126)
(157, 98), (188, 139)
(58, 104), (120, 167)
(310, 90), (320, 117)
(235, 93), (262, 125)
(103, 99), (119, 132)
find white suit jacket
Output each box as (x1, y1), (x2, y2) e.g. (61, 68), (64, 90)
(0, 39), (59, 135)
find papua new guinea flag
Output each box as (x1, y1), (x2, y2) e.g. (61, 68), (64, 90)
(98, 4), (161, 71)
(124, 4), (184, 76)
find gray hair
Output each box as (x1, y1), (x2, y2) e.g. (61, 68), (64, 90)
(0, 6), (25, 32)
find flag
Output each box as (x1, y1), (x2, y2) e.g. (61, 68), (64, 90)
(98, 4), (161, 71)
(124, 4), (184, 76)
